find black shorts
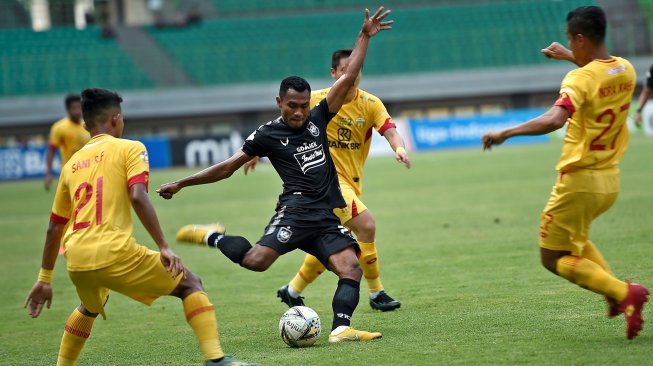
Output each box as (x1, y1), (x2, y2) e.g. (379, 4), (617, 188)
(257, 206), (359, 266)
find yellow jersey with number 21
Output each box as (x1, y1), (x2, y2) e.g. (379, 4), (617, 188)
(50, 134), (150, 272)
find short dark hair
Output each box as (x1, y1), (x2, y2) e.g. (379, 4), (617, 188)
(279, 76), (311, 98)
(566, 6), (606, 44)
(81, 88), (123, 128)
(331, 49), (353, 70)
(64, 94), (81, 110)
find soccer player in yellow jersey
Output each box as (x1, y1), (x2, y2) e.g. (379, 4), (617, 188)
(45, 94), (91, 191)
(246, 48), (411, 311)
(24, 88), (256, 366)
(482, 6), (649, 340)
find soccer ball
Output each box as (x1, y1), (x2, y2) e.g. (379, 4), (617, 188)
(278, 306), (321, 347)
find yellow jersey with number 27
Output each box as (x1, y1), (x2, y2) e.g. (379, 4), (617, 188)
(553, 57), (636, 173)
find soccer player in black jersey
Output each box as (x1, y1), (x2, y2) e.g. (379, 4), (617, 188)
(157, 7), (393, 343)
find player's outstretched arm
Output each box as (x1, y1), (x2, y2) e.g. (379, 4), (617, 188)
(482, 106), (569, 150)
(157, 150), (253, 199)
(326, 6), (393, 113)
(24, 220), (65, 318)
(541, 42), (579, 66)
(130, 183), (183, 279)
(383, 128), (411, 168)
(243, 156), (260, 175)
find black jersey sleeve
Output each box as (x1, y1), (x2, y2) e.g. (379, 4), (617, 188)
(646, 64), (653, 89)
(241, 126), (268, 157)
(311, 98), (337, 128)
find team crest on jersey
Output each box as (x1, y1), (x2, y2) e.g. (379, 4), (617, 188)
(277, 226), (292, 243)
(355, 117), (365, 128)
(307, 121), (319, 137)
(140, 151), (149, 163)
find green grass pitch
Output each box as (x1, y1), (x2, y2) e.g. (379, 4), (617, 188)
(2, 137), (652, 365)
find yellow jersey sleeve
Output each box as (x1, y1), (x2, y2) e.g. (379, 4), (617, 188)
(369, 97), (395, 135)
(48, 119), (64, 148)
(50, 169), (72, 223)
(125, 141), (150, 191)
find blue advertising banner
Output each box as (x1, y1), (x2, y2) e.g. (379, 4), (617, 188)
(407, 109), (548, 151)
(139, 137), (171, 169)
(0, 137), (172, 181)
(0, 146), (60, 181)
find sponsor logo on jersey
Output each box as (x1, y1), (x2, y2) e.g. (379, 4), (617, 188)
(328, 140), (361, 150)
(293, 143), (326, 173)
(280, 138), (289, 146)
(608, 64), (626, 75)
(335, 116), (353, 127)
(277, 226), (292, 243)
(140, 151), (149, 163)
(307, 121), (319, 137)
(338, 128), (352, 142)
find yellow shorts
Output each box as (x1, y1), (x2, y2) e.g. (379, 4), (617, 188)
(539, 170), (619, 255)
(67, 245), (183, 319)
(334, 181), (368, 224)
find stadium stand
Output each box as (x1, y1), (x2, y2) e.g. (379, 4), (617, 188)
(147, 0), (594, 86)
(0, 0), (30, 29)
(0, 26), (154, 97)
(209, 0), (548, 16)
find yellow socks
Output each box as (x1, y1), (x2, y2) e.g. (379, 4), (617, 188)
(183, 292), (224, 361)
(57, 308), (95, 366)
(556, 255), (628, 302)
(289, 243), (385, 295)
(581, 240), (612, 273)
(289, 255), (326, 294)
(359, 241), (383, 294)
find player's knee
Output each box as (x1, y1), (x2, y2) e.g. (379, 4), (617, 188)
(336, 259), (362, 280)
(353, 216), (376, 239)
(172, 270), (205, 298)
(77, 304), (99, 318)
(540, 253), (558, 274)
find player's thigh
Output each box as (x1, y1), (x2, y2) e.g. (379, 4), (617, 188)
(540, 188), (617, 255)
(257, 208), (316, 256)
(99, 245), (183, 305)
(311, 212), (359, 268)
(67, 270), (110, 318)
(333, 183), (368, 224)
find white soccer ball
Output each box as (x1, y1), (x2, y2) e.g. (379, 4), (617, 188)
(278, 306), (321, 347)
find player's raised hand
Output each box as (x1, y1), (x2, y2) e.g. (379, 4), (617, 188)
(156, 182), (181, 200)
(24, 282), (53, 318)
(243, 156), (260, 175)
(541, 42), (573, 62)
(361, 6), (393, 38)
(481, 131), (506, 151)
